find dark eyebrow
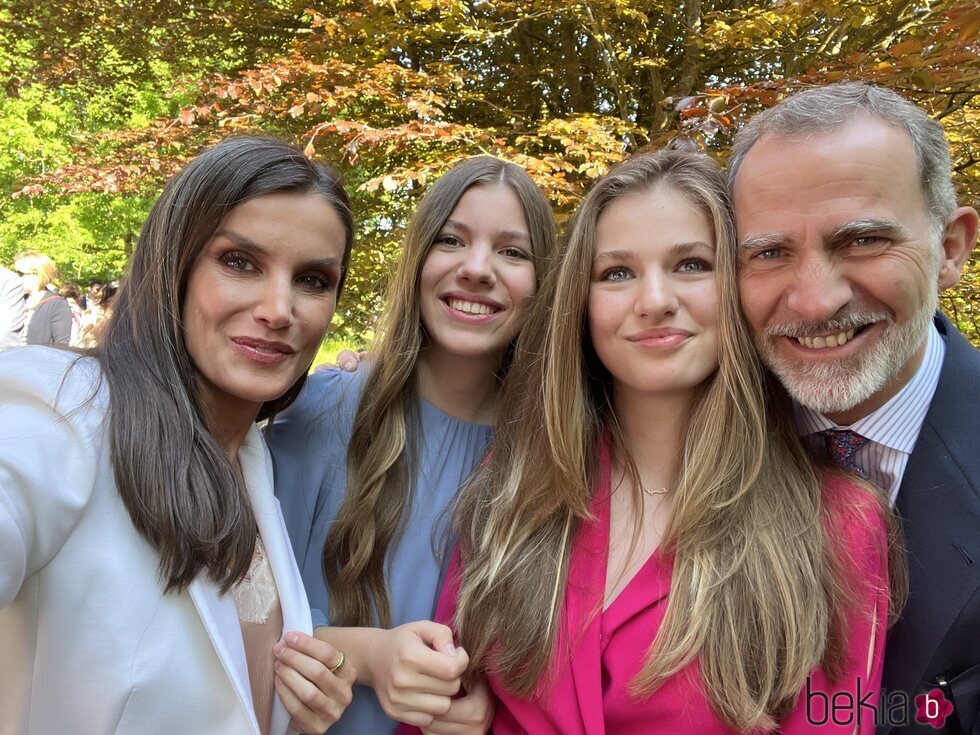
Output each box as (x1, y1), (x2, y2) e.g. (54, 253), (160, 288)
(442, 219), (531, 243)
(213, 229), (342, 271)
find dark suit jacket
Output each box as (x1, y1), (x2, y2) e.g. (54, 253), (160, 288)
(880, 313), (980, 735)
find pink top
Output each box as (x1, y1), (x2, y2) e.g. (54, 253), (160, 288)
(399, 443), (889, 735)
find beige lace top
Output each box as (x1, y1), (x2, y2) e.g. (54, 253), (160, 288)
(234, 535), (283, 735)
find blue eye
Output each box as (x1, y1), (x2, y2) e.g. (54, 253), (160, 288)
(678, 258), (712, 273)
(601, 267), (631, 281)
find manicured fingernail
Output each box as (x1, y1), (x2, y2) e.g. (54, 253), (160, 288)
(440, 644), (456, 655)
(273, 641), (284, 654)
(285, 632), (298, 646)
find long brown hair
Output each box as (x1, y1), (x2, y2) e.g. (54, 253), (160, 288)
(324, 156), (557, 627)
(451, 150), (903, 730)
(99, 136), (354, 593)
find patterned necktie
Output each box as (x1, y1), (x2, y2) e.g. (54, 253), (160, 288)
(821, 429), (869, 474)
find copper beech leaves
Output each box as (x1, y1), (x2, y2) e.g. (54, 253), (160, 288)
(13, 0), (980, 342)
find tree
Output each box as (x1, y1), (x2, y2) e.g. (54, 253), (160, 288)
(0, 0), (308, 284)
(13, 0), (980, 342)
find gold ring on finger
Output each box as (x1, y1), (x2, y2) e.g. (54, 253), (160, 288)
(328, 650), (345, 674)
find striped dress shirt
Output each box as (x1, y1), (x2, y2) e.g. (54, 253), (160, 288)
(794, 323), (945, 506)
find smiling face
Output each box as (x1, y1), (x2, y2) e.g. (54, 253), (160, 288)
(183, 191), (347, 421)
(588, 184), (719, 400)
(733, 116), (954, 423)
(418, 182), (537, 364)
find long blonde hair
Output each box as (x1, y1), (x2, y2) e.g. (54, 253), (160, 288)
(324, 156), (557, 628)
(452, 150), (902, 731)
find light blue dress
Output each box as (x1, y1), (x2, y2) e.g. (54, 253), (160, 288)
(266, 367), (493, 735)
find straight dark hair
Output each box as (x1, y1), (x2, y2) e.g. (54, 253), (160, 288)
(98, 136), (354, 593)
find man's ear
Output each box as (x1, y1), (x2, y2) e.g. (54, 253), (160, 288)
(938, 206), (979, 290)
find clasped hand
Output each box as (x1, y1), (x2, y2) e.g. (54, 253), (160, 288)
(274, 631), (356, 734)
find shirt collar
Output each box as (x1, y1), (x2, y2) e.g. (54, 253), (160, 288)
(793, 321), (945, 453)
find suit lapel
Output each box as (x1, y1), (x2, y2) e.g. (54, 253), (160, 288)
(882, 315), (980, 703)
(884, 423), (980, 694)
(186, 426), (315, 735)
(188, 577), (257, 734)
(240, 425), (314, 735)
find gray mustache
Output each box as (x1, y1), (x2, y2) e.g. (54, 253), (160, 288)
(763, 311), (891, 338)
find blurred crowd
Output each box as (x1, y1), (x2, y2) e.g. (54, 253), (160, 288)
(0, 251), (117, 350)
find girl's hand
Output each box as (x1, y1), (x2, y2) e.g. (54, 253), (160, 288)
(365, 620), (469, 727)
(313, 350), (368, 373)
(422, 679), (495, 735)
(274, 631), (356, 734)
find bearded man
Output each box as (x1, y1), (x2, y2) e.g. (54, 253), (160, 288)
(730, 82), (979, 735)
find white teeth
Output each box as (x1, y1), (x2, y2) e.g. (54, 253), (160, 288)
(796, 329), (856, 349)
(448, 299), (495, 315)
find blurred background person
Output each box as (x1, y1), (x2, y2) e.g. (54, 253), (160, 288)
(0, 264), (25, 350)
(13, 250), (72, 345)
(58, 282), (85, 346)
(86, 278), (105, 312)
(79, 279), (119, 348)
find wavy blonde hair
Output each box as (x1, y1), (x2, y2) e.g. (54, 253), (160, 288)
(324, 156), (557, 627)
(452, 150), (903, 731)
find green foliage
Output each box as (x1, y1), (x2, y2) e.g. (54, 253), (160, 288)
(0, 0), (311, 284)
(5, 0), (980, 343)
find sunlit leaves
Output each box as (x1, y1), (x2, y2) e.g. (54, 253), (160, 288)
(8, 0), (979, 341)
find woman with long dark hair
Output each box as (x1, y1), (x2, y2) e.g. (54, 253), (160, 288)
(268, 156), (557, 734)
(0, 137), (358, 735)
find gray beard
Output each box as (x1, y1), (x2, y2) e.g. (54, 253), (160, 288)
(756, 292), (937, 416)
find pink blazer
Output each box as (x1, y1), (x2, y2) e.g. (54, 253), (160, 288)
(401, 447), (890, 735)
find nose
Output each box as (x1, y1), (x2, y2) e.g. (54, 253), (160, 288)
(634, 270), (678, 319)
(253, 277), (294, 330)
(784, 253), (853, 322)
(456, 244), (496, 286)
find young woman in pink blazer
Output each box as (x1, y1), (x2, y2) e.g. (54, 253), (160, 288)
(405, 149), (904, 735)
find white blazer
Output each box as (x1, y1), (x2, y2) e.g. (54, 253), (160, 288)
(0, 347), (313, 735)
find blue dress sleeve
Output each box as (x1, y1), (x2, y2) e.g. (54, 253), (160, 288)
(266, 368), (364, 624)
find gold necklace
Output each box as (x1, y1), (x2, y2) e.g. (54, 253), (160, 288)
(641, 484), (669, 496)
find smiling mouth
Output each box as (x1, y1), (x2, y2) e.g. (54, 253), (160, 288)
(794, 328), (855, 349)
(231, 337), (295, 356)
(789, 323), (880, 349)
(446, 298), (499, 316)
